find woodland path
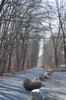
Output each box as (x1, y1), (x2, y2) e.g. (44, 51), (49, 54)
(0, 66), (66, 100)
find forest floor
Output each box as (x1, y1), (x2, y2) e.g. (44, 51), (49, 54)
(0, 66), (66, 100)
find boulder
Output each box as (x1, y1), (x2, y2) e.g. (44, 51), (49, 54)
(44, 73), (50, 79)
(31, 88), (57, 100)
(47, 72), (52, 76)
(23, 78), (41, 91)
(39, 74), (45, 81)
(47, 69), (53, 76)
(39, 73), (50, 81)
(31, 88), (47, 100)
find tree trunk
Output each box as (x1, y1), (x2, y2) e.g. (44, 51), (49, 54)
(54, 47), (58, 66)
(64, 41), (66, 68)
(22, 41), (28, 70)
(0, 0), (5, 13)
(8, 45), (13, 72)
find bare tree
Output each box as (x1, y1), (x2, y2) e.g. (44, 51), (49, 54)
(0, 0), (47, 75)
(55, 0), (66, 67)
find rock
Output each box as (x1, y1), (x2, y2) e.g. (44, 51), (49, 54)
(23, 78), (31, 90)
(23, 78), (41, 91)
(47, 69), (53, 76)
(44, 74), (50, 79)
(47, 72), (52, 76)
(39, 73), (50, 81)
(39, 74), (45, 81)
(33, 77), (39, 80)
(31, 88), (47, 100)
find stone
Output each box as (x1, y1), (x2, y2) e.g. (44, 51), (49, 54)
(47, 69), (53, 76)
(31, 88), (47, 100)
(23, 78), (41, 91)
(39, 74), (45, 81)
(39, 73), (50, 81)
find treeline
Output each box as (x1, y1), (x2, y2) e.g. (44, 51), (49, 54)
(0, 0), (65, 74)
(42, 0), (66, 68)
(0, 0), (44, 75)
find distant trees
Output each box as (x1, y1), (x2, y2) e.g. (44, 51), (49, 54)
(42, 0), (66, 68)
(0, 0), (66, 74)
(0, 0), (45, 75)
(56, 0), (66, 67)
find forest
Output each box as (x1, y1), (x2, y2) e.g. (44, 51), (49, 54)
(0, 0), (66, 75)
(0, 0), (66, 100)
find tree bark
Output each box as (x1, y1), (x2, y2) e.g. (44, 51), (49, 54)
(0, 0), (5, 13)
(54, 47), (58, 66)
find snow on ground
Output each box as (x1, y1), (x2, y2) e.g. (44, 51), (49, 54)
(43, 72), (66, 100)
(0, 66), (45, 100)
(0, 66), (66, 100)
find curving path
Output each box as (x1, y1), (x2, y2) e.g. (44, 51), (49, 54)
(0, 67), (66, 100)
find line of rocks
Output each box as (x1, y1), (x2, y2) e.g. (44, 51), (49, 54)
(23, 70), (52, 91)
(23, 70), (57, 100)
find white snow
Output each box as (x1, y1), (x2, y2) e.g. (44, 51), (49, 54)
(0, 66), (65, 100)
